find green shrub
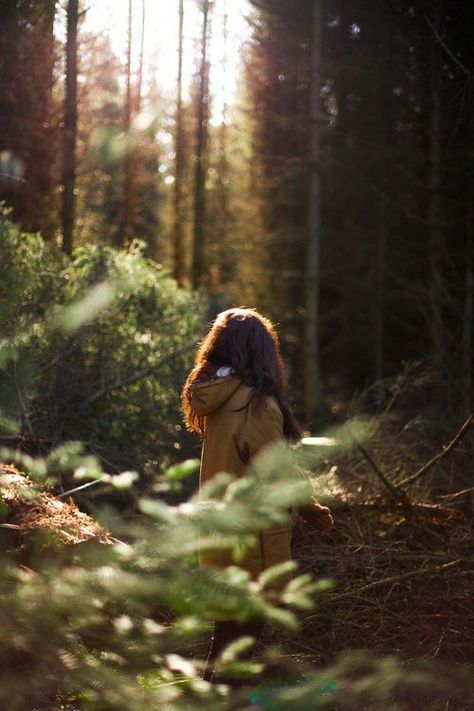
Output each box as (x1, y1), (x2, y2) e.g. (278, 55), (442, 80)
(0, 217), (205, 477)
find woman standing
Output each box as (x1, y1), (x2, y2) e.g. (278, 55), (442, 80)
(182, 307), (332, 684)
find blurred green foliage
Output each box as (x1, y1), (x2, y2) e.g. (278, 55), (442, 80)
(0, 442), (329, 711)
(2, 441), (473, 710)
(0, 215), (205, 478)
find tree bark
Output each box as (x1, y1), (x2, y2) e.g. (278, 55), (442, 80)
(427, 0), (444, 371)
(1, 1), (56, 238)
(191, 0), (211, 290)
(373, 22), (391, 403)
(61, 0), (79, 254)
(462, 110), (473, 417)
(374, 176), (386, 392)
(136, 0), (146, 116)
(115, 0), (134, 247)
(218, 0), (233, 285)
(173, 0), (185, 285)
(304, 0), (322, 425)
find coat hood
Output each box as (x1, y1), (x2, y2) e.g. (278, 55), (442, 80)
(190, 374), (243, 416)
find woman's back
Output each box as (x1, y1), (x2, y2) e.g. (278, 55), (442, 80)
(190, 371), (285, 487)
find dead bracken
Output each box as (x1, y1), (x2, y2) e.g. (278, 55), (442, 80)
(0, 463), (111, 546)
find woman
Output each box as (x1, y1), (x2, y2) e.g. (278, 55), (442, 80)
(182, 307), (332, 684)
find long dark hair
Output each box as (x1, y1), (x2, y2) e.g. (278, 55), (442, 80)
(182, 307), (301, 442)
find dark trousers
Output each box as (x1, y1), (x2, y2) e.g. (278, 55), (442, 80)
(203, 618), (266, 685)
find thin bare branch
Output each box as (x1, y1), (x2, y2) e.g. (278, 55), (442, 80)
(84, 343), (196, 406)
(397, 414), (473, 488)
(423, 14), (472, 79)
(330, 559), (461, 601)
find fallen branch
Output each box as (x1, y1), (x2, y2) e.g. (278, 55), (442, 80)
(356, 441), (408, 503)
(345, 421), (408, 503)
(397, 414), (473, 489)
(329, 559), (461, 601)
(438, 485), (474, 501)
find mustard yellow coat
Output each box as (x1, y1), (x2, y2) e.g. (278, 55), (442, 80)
(190, 373), (294, 579)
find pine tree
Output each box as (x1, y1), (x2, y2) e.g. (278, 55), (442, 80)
(61, 0), (79, 254)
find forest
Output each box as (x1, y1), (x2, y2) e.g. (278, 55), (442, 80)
(0, 0), (473, 709)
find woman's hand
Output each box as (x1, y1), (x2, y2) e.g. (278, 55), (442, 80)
(298, 498), (334, 532)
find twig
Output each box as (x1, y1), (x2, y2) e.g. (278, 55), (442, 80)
(0, 173), (27, 184)
(84, 343), (196, 406)
(438, 485), (474, 501)
(330, 559), (461, 600)
(57, 476), (110, 499)
(397, 414), (473, 488)
(346, 422), (407, 503)
(357, 441), (407, 502)
(423, 14), (472, 79)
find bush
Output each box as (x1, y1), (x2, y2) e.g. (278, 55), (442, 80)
(0, 216), (205, 477)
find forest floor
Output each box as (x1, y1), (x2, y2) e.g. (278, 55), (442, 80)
(247, 412), (474, 709)
(249, 378), (474, 708)
(234, 491), (472, 709)
(289, 497), (473, 666)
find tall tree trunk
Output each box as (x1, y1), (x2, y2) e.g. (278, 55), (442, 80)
(1, 1), (56, 237)
(136, 0), (145, 116)
(192, 0), (211, 290)
(304, 0), (322, 425)
(116, 0), (133, 247)
(463, 110), (473, 417)
(427, 0), (444, 370)
(218, 0), (232, 285)
(373, 22), (390, 403)
(374, 176), (386, 389)
(173, 0), (185, 284)
(61, 0), (79, 254)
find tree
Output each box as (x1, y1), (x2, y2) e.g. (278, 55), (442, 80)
(191, 0), (213, 289)
(304, 0), (323, 424)
(136, 0), (146, 116)
(463, 109), (473, 416)
(427, 0), (444, 372)
(0, 0), (57, 237)
(61, 0), (79, 254)
(173, 0), (186, 284)
(242, 0), (474, 416)
(116, 0), (134, 248)
(74, 32), (124, 245)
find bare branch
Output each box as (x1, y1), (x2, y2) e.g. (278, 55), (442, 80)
(397, 414), (473, 488)
(330, 559), (461, 601)
(423, 14), (472, 79)
(346, 423), (408, 503)
(84, 343), (196, 406)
